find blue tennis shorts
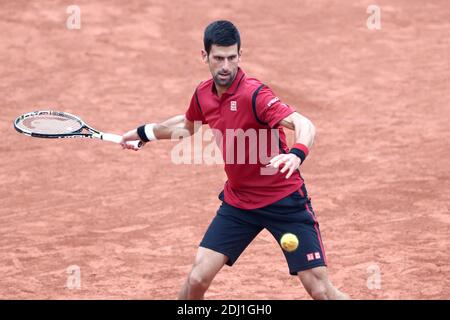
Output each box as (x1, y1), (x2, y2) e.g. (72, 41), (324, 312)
(200, 184), (327, 275)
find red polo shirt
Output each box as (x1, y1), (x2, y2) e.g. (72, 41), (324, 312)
(185, 68), (304, 209)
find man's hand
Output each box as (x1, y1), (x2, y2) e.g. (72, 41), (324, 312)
(266, 153), (301, 179)
(121, 129), (145, 151)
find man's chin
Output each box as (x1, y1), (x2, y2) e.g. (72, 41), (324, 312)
(214, 77), (233, 88)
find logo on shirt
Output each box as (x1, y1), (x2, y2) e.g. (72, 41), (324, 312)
(230, 101), (237, 111)
(267, 97), (280, 107)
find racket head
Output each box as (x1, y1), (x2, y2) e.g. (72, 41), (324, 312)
(14, 110), (86, 138)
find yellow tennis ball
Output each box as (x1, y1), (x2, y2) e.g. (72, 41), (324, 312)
(280, 233), (299, 252)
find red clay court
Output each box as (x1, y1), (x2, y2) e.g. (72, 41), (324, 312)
(0, 0), (448, 299)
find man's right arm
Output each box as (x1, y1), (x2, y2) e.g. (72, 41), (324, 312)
(155, 115), (197, 139)
(120, 115), (199, 150)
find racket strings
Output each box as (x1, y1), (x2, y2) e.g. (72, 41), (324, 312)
(16, 115), (83, 135)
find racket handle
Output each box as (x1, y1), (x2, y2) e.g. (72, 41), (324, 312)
(101, 133), (142, 149)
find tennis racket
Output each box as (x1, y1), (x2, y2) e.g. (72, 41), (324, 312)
(14, 110), (142, 149)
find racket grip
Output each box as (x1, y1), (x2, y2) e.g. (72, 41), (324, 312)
(102, 133), (142, 149)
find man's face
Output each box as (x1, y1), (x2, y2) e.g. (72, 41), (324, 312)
(203, 44), (242, 89)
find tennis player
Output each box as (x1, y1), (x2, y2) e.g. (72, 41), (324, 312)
(121, 20), (349, 300)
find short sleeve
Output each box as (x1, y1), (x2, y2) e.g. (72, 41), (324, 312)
(185, 91), (208, 124)
(254, 86), (295, 128)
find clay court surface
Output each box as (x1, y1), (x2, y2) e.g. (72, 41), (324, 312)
(0, 0), (449, 299)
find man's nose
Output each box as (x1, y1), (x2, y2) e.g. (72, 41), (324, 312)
(222, 59), (230, 71)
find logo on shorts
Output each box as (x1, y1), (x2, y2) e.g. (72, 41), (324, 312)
(230, 101), (237, 111)
(307, 252), (321, 262)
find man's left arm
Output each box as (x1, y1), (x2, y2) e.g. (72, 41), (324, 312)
(267, 112), (316, 178)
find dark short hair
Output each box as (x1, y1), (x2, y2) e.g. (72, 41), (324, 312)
(203, 20), (241, 55)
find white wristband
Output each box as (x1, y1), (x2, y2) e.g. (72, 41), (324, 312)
(144, 123), (157, 141)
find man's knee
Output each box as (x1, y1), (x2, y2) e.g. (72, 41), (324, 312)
(182, 247), (227, 298)
(299, 266), (349, 300)
(187, 268), (212, 292)
(309, 283), (329, 300)
(299, 266), (331, 300)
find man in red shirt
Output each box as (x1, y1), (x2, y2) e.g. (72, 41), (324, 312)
(122, 20), (349, 300)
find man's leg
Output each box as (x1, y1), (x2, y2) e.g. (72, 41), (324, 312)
(178, 247), (228, 300)
(298, 266), (350, 300)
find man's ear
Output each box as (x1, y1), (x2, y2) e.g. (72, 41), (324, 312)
(201, 50), (208, 63)
(238, 48), (243, 62)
